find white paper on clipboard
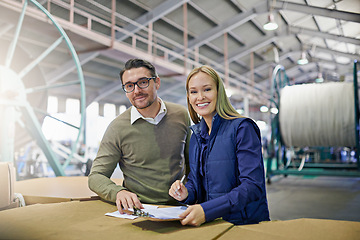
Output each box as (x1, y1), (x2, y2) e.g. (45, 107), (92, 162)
(105, 204), (187, 221)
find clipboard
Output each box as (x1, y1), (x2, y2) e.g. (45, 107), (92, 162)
(144, 216), (182, 222)
(123, 205), (186, 221)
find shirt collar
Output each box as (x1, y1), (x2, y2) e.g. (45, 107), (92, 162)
(199, 113), (221, 138)
(130, 98), (167, 125)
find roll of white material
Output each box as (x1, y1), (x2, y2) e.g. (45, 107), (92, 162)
(279, 82), (356, 147)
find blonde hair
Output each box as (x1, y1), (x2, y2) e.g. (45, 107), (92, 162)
(186, 65), (243, 124)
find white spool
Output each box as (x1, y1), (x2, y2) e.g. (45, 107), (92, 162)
(279, 82), (356, 147)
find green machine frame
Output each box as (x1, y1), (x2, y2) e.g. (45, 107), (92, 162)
(0, 0), (86, 176)
(266, 60), (360, 183)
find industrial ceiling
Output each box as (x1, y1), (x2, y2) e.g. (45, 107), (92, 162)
(0, 0), (359, 117)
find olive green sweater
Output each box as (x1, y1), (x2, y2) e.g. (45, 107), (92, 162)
(88, 102), (190, 204)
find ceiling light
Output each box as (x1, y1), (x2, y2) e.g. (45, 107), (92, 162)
(315, 72), (324, 83)
(260, 105), (269, 113)
(297, 51), (308, 65)
(270, 107), (278, 114)
(263, 13), (278, 31)
(256, 120), (267, 131)
(237, 109), (244, 115)
(225, 88), (233, 97)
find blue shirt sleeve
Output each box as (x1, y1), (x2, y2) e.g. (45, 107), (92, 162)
(183, 135), (198, 205)
(183, 172), (197, 205)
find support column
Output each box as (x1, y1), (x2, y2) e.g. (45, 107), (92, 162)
(58, 97), (66, 113)
(224, 32), (229, 88)
(0, 105), (15, 163)
(99, 103), (104, 117)
(183, 3), (188, 72)
(243, 96), (249, 118)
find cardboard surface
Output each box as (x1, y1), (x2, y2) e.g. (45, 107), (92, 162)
(218, 218), (360, 240)
(14, 176), (123, 204)
(7, 177), (360, 239)
(0, 199), (358, 239)
(0, 200), (233, 240)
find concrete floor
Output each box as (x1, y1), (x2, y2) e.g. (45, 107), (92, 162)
(266, 175), (360, 222)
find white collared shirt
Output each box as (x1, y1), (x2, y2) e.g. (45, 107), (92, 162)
(130, 98), (167, 125)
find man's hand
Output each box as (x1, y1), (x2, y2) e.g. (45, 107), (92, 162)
(169, 180), (188, 201)
(116, 190), (143, 214)
(179, 204), (205, 227)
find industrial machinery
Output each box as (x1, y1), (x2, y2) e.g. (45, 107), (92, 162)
(266, 61), (360, 183)
(0, 0), (86, 178)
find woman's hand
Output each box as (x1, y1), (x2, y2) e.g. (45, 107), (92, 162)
(169, 180), (188, 201)
(179, 204), (205, 227)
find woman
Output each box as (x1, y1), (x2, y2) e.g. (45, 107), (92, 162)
(169, 65), (270, 226)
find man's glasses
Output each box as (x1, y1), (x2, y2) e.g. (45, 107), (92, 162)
(122, 77), (156, 93)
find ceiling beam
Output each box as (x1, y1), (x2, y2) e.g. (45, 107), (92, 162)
(290, 26), (360, 46)
(86, 80), (122, 106)
(229, 0), (267, 36)
(258, 54), (352, 89)
(159, 81), (186, 98)
(188, 1), (245, 46)
(46, 51), (99, 84)
(315, 46), (359, 60)
(243, 47), (302, 79)
(127, 0), (242, 69)
(115, 0), (190, 41)
(221, 34), (278, 64)
(187, 2), (250, 69)
(0, 22), (14, 38)
(219, 23), (359, 67)
(186, 1), (267, 49)
(219, 28), (358, 87)
(274, 0), (360, 23)
(179, 0), (359, 68)
(45, 0), (190, 89)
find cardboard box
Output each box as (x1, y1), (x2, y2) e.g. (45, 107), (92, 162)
(0, 200), (232, 240)
(14, 176), (123, 205)
(218, 218), (360, 240)
(1, 198), (358, 239)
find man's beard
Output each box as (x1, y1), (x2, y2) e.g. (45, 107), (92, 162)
(133, 94), (155, 109)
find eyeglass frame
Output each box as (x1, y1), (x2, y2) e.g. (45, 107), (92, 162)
(122, 77), (156, 93)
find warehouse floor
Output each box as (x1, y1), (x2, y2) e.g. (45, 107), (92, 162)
(266, 175), (360, 222)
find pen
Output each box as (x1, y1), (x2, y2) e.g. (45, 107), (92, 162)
(175, 175), (186, 194)
(180, 174), (186, 184)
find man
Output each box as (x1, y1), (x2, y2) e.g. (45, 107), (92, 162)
(88, 59), (190, 214)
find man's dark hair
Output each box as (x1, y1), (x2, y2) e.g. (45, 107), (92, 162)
(119, 59), (157, 84)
